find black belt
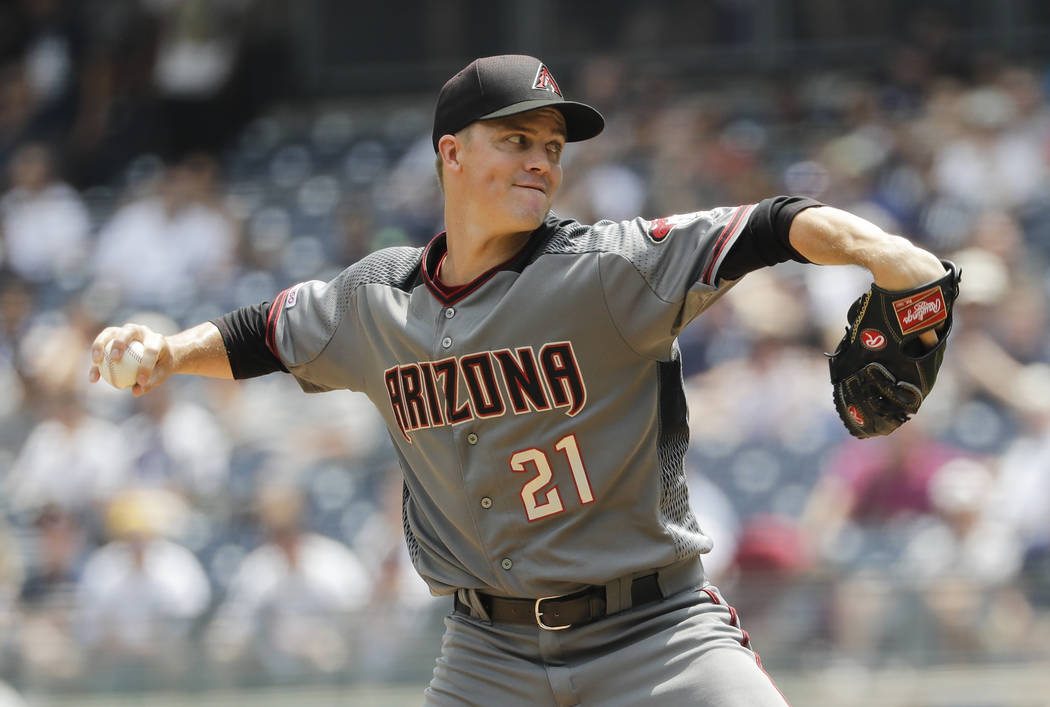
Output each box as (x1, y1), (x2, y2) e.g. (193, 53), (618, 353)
(453, 573), (664, 631)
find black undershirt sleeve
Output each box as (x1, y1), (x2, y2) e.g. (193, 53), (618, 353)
(211, 303), (288, 379)
(717, 195), (824, 281)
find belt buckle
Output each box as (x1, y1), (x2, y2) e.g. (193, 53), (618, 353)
(534, 595), (572, 631)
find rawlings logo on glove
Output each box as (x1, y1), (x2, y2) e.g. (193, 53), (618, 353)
(828, 260), (961, 438)
(894, 286), (948, 332)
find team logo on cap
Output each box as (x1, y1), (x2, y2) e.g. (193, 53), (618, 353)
(533, 64), (562, 96)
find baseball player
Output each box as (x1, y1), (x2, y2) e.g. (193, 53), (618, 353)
(90, 55), (953, 705)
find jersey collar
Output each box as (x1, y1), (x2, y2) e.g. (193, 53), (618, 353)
(421, 223), (554, 305)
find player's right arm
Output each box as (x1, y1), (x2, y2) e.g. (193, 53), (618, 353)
(91, 252), (407, 397)
(89, 300), (287, 397)
(90, 322), (233, 396)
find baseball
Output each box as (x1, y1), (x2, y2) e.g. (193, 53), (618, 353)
(99, 340), (145, 390)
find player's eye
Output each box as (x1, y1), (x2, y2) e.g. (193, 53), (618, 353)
(507, 134), (526, 145)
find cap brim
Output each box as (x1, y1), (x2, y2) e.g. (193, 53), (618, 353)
(479, 99), (605, 143)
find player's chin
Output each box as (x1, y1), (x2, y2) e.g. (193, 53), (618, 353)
(508, 197), (551, 229)
(510, 211), (548, 233)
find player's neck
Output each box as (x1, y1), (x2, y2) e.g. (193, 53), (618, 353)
(441, 220), (532, 287)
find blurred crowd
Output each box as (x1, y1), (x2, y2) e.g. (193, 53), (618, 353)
(1, 0), (1050, 697)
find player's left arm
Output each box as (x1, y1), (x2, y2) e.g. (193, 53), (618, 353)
(786, 205), (947, 347)
(783, 204), (961, 437)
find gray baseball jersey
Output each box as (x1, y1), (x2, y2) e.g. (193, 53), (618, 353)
(263, 203), (788, 599)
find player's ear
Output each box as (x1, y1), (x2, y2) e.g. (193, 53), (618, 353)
(438, 134), (464, 175)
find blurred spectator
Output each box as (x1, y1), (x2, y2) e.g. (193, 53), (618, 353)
(0, 354), (26, 454)
(908, 458), (1025, 586)
(11, 301), (90, 398)
(801, 422), (968, 561)
(994, 416), (1050, 554)
(684, 324), (834, 449)
(801, 427), (975, 661)
(900, 459), (1032, 659)
(206, 481), (370, 680)
(0, 62), (31, 161)
(0, 520), (24, 676)
(352, 473), (439, 679)
(145, 0), (288, 161)
(60, 0), (161, 186)
(0, 142), (90, 286)
(0, 0), (87, 153)
(5, 391), (130, 516)
(731, 514), (813, 579)
(931, 84), (1049, 209)
(686, 468), (741, 583)
(0, 279), (33, 451)
(0, 682), (27, 707)
(16, 506), (87, 683)
(557, 157), (648, 224)
(75, 488), (208, 684)
(92, 152), (237, 311)
(949, 245), (1047, 451)
(146, 0), (244, 159)
(210, 375), (387, 474)
(19, 505), (85, 606)
(0, 278), (34, 361)
(353, 473), (432, 611)
(716, 514), (820, 664)
(120, 377), (232, 501)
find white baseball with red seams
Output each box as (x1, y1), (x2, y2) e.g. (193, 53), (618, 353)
(100, 339), (145, 389)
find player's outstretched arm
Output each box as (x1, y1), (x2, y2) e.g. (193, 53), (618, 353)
(789, 205), (962, 438)
(89, 321), (233, 397)
(788, 205), (946, 347)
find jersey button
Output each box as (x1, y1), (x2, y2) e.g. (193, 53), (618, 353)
(500, 558), (513, 570)
(441, 336), (453, 348)
(467, 432), (478, 445)
(444, 307), (455, 319)
(480, 497), (493, 509)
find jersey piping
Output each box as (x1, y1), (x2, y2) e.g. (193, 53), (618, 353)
(265, 286), (292, 358)
(702, 204), (756, 285)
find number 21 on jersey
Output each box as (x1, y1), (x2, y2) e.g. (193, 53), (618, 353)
(510, 434), (594, 521)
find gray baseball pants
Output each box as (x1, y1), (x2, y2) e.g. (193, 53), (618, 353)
(424, 560), (789, 706)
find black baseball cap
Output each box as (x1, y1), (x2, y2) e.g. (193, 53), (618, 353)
(432, 55), (605, 152)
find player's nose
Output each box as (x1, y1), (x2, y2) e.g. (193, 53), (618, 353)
(523, 145), (556, 175)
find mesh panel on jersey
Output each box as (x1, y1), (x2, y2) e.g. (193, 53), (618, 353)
(656, 358), (709, 559)
(537, 217), (664, 285)
(330, 246), (423, 328)
(401, 481), (421, 565)
(535, 210), (735, 294)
